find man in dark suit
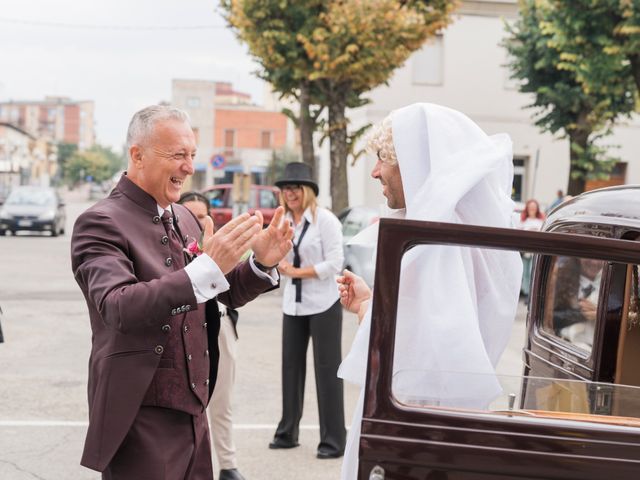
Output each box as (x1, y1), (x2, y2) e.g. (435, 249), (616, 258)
(71, 105), (293, 479)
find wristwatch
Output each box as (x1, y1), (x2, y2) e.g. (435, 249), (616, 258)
(253, 256), (279, 272)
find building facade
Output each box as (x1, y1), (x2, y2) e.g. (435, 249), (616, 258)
(0, 96), (95, 151)
(172, 79), (292, 190)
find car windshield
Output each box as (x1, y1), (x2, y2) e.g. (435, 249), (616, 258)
(6, 188), (55, 206)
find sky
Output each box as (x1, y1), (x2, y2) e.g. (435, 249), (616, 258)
(0, 0), (264, 151)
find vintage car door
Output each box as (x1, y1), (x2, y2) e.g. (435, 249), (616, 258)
(358, 219), (640, 480)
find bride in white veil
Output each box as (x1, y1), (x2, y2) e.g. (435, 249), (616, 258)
(337, 103), (522, 479)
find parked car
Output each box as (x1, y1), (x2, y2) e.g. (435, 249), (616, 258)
(0, 186), (66, 236)
(337, 206), (379, 286)
(201, 184), (280, 228)
(359, 185), (640, 479)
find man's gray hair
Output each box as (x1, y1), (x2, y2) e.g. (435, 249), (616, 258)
(126, 105), (191, 152)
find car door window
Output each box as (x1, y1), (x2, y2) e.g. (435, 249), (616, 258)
(540, 255), (606, 354)
(204, 188), (228, 208)
(258, 189), (278, 209)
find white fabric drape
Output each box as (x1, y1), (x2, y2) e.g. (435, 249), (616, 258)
(338, 103), (523, 479)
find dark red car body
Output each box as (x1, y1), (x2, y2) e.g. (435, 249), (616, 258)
(201, 184), (280, 228)
(360, 185), (640, 479)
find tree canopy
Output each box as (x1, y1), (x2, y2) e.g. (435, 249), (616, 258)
(222, 0), (456, 211)
(504, 0), (636, 194)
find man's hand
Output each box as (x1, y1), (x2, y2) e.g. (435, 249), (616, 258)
(337, 269), (371, 323)
(201, 213), (261, 275)
(251, 207), (294, 268)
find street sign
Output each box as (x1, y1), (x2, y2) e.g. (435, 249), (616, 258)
(210, 154), (226, 169)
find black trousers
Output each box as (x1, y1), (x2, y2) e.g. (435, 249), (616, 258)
(274, 300), (346, 454)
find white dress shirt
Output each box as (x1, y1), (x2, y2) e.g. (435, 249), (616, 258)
(282, 207), (344, 316)
(160, 205), (277, 303)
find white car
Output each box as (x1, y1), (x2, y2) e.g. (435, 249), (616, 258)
(337, 206), (379, 287)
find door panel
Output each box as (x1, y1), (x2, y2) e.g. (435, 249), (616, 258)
(360, 219), (640, 479)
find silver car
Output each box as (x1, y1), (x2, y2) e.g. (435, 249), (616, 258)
(337, 206), (379, 287)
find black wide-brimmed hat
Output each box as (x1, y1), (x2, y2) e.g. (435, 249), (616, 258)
(275, 162), (318, 196)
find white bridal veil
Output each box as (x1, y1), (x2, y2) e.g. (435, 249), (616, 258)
(338, 103), (523, 479)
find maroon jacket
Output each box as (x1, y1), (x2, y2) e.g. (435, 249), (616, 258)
(71, 175), (275, 472)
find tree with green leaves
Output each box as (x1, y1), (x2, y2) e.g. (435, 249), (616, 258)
(504, 0), (636, 194)
(63, 144), (125, 186)
(545, 0), (640, 101)
(222, 0), (456, 212)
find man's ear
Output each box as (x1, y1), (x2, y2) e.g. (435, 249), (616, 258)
(129, 145), (144, 168)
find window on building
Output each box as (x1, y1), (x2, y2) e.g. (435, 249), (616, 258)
(224, 129), (235, 148)
(261, 131), (272, 149)
(512, 156), (527, 202)
(187, 97), (201, 108)
(412, 35), (444, 86)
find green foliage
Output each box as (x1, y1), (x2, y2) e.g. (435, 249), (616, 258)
(503, 0), (635, 194)
(63, 144), (125, 185)
(56, 142), (77, 169)
(545, 0), (640, 101)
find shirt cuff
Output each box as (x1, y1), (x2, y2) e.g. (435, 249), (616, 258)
(250, 254), (279, 286)
(184, 254), (230, 303)
(313, 261), (335, 280)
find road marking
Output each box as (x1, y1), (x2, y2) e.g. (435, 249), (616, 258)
(0, 421), (321, 429)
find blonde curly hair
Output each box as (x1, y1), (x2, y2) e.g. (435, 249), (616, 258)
(366, 115), (397, 165)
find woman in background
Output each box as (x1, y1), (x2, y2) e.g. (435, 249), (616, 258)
(518, 199), (545, 298)
(269, 162), (346, 459)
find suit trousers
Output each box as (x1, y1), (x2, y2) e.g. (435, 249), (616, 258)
(102, 406), (213, 480)
(274, 300), (346, 454)
(208, 313), (238, 470)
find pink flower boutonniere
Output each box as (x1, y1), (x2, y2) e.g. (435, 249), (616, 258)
(184, 235), (204, 260)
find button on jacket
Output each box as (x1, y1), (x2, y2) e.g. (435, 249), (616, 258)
(282, 207), (344, 316)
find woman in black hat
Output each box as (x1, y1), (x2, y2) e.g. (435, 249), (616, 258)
(269, 162), (346, 459)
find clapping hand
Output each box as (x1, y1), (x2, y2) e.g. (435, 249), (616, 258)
(251, 207), (294, 268)
(201, 213), (261, 275)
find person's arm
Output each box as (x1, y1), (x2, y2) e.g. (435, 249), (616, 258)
(337, 270), (371, 324)
(281, 210), (344, 280)
(71, 209), (199, 335)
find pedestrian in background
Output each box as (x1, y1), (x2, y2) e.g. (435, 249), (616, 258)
(269, 162), (346, 459)
(518, 198), (545, 298)
(547, 189), (564, 212)
(178, 191), (246, 480)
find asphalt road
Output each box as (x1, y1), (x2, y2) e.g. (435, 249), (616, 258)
(0, 190), (527, 479)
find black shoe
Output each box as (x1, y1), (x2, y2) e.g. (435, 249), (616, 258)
(316, 448), (344, 459)
(219, 469), (246, 480)
(269, 437), (300, 449)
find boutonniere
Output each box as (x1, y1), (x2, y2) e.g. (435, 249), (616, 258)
(184, 234), (204, 260)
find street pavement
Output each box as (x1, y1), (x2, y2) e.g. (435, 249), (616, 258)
(0, 188), (527, 479)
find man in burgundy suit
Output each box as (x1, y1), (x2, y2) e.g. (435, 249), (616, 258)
(71, 105), (293, 479)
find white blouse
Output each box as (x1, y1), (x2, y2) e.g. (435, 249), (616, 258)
(282, 207), (344, 316)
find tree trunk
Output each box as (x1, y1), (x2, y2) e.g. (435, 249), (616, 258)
(328, 86), (349, 213)
(567, 130), (588, 196)
(298, 81), (316, 180)
(628, 54), (640, 96)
